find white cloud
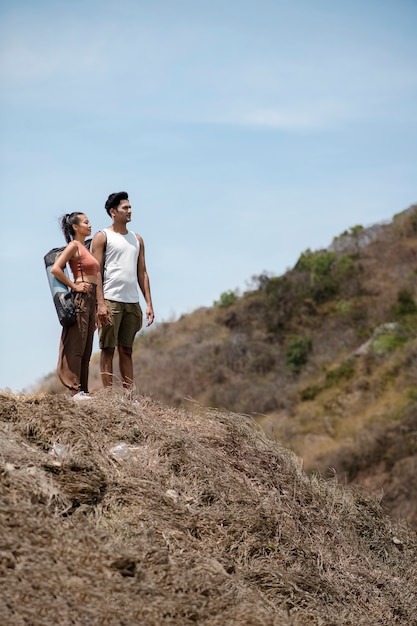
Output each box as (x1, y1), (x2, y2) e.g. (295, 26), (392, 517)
(0, 37), (106, 82)
(1, 0), (416, 134)
(232, 105), (344, 131)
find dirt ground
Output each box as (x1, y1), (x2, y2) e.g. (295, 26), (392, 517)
(1, 390), (416, 625)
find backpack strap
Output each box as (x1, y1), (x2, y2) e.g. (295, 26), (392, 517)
(77, 244), (84, 282)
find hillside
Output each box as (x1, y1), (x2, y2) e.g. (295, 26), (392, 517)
(1, 390), (417, 625)
(37, 204), (417, 528)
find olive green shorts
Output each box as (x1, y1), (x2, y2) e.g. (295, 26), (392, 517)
(99, 300), (143, 349)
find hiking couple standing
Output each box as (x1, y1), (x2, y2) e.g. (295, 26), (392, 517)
(51, 191), (154, 399)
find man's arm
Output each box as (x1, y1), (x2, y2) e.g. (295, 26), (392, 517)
(91, 231), (110, 324)
(136, 234), (154, 327)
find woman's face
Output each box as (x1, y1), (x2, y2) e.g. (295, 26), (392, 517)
(74, 214), (92, 238)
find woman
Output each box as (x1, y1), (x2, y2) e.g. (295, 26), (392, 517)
(51, 212), (103, 399)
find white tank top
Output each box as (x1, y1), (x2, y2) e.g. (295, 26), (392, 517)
(102, 229), (141, 303)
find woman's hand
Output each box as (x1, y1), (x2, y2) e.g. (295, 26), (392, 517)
(73, 282), (90, 293)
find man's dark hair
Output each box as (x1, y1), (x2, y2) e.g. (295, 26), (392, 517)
(105, 191), (129, 216)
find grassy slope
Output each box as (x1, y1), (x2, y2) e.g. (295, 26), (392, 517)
(1, 390), (416, 625)
(37, 204), (417, 527)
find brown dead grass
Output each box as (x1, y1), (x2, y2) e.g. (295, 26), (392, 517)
(1, 390), (416, 625)
(34, 206), (417, 530)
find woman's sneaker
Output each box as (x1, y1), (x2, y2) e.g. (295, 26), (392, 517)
(72, 392), (91, 401)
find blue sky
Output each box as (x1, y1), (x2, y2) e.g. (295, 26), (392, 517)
(0, 0), (416, 392)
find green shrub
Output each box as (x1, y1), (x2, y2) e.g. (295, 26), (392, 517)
(263, 276), (298, 333)
(295, 249), (336, 276)
(311, 277), (339, 303)
(300, 359), (355, 399)
(313, 251), (337, 278)
(407, 387), (417, 401)
(372, 333), (407, 354)
(325, 359), (355, 387)
(335, 300), (352, 313)
(335, 255), (355, 279)
(300, 385), (321, 401)
(263, 276), (290, 303)
(214, 290), (238, 308)
(293, 248), (313, 272)
(285, 335), (313, 374)
(392, 289), (417, 317)
(393, 207), (417, 238)
(294, 249), (339, 303)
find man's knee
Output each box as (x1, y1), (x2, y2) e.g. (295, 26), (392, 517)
(118, 346), (132, 357)
(101, 347), (115, 361)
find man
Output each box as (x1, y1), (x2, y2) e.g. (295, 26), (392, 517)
(92, 191), (154, 391)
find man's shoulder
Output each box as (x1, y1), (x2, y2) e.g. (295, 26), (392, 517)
(127, 230), (142, 245)
(130, 231), (143, 244)
(92, 228), (108, 239)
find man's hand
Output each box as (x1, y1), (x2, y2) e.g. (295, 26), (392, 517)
(97, 302), (111, 326)
(145, 305), (155, 327)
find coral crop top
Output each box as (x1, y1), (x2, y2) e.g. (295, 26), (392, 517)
(69, 242), (100, 280)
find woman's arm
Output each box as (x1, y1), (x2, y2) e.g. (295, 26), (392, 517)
(51, 242), (87, 293)
(91, 231), (110, 323)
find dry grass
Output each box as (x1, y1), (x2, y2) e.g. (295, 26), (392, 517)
(31, 206), (417, 558)
(1, 390), (416, 625)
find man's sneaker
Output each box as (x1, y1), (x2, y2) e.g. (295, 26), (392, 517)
(72, 392), (91, 401)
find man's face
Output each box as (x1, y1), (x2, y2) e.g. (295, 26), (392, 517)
(114, 199), (132, 222)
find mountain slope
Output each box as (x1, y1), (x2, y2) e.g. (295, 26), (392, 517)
(1, 391), (416, 625)
(37, 204), (417, 527)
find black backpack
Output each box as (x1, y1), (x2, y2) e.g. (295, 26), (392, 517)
(44, 239), (92, 327)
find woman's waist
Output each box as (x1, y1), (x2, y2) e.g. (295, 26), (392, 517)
(74, 276), (98, 285)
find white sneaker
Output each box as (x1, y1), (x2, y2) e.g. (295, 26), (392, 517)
(72, 392), (91, 401)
